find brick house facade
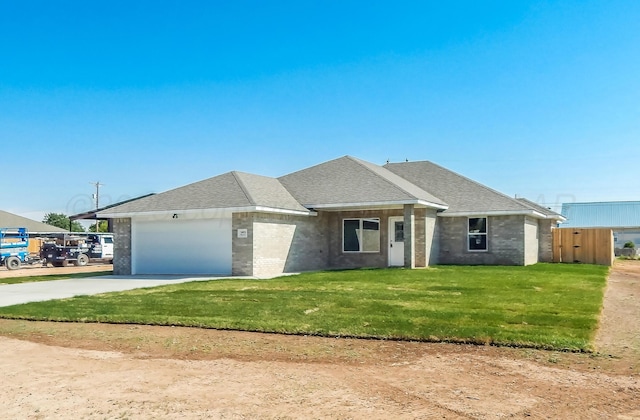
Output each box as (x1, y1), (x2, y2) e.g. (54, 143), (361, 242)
(101, 156), (563, 277)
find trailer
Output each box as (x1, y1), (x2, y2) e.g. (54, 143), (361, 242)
(40, 233), (114, 267)
(0, 227), (41, 270)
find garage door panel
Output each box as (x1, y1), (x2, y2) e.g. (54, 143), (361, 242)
(133, 218), (231, 275)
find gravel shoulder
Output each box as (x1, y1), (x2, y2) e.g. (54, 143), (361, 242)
(0, 261), (639, 419)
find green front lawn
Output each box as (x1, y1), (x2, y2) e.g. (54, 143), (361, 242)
(0, 264), (609, 351)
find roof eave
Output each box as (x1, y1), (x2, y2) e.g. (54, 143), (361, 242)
(99, 206), (313, 219)
(304, 199), (448, 211)
(439, 210), (561, 219)
(253, 206), (316, 216)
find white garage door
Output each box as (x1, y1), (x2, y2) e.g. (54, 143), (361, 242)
(132, 218), (232, 275)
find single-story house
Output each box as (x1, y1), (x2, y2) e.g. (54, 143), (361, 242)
(1, 210), (69, 254)
(99, 156), (564, 277)
(69, 193), (156, 232)
(561, 201), (640, 252)
(0, 210), (67, 234)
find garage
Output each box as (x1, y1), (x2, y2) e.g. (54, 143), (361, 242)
(132, 218), (232, 275)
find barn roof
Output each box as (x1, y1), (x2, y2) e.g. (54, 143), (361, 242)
(561, 201), (640, 228)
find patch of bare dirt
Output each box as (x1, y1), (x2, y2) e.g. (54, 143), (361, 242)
(0, 264), (112, 279)
(0, 261), (639, 419)
(595, 259), (640, 366)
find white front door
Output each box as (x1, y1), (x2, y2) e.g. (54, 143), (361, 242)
(388, 216), (404, 266)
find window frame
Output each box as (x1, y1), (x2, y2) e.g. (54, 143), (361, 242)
(467, 217), (488, 252)
(342, 218), (381, 253)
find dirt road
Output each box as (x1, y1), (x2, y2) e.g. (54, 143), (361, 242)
(595, 260), (640, 362)
(0, 261), (639, 419)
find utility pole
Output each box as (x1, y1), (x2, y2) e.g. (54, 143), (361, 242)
(90, 181), (104, 232)
(90, 181), (103, 209)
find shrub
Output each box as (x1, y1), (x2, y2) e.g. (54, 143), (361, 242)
(623, 241), (636, 249)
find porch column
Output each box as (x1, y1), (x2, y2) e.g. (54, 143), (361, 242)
(113, 218), (132, 275)
(404, 204), (415, 269)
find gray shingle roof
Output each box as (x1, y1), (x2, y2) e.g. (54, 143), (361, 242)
(278, 156), (447, 209)
(70, 194), (155, 220)
(97, 156), (558, 218)
(0, 210), (67, 233)
(516, 198), (564, 220)
(384, 161), (538, 215)
(100, 172), (309, 216)
(234, 172), (309, 213)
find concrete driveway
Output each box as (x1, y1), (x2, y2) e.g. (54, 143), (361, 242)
(0, 275), (225, 307)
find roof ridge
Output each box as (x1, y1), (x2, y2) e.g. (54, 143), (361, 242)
(279, 155), (351, 179)
(346, 156), (413, 196)
(347, 156), (443, 204)
(407, 160), (531, 212)
(516, 197), (544, 208)
(231, 171), (255, 206)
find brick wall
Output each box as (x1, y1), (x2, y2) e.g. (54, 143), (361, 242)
(538, 219), (554, 262)
(232, 212), (329, 277)
(278, 213), (329, 274)
(231, 213), (254, 276)
(524, 216), (539, 265)
(222, 208), (438, 276)
(113, 218), (132, 275)
(424, 209), (438, 265)
(327, 210), (390, 269)
(252, 220), (297, 277)
(414, 209), (426, 267)
(323, 208), (439, 269)
(438, 215), (527, 265)
(430, 215), (440, 264)
(114, 212), (545, 275)
(403, 204), (416, 268)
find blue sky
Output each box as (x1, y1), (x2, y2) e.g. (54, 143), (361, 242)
(1, 0), (639, 221)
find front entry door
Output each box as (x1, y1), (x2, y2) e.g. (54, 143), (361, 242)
(388, 216), (404, 266)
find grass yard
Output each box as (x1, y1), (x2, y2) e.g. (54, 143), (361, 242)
(0, 264), (609, 351)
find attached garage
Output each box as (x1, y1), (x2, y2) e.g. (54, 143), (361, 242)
(132, 218), (232, 275)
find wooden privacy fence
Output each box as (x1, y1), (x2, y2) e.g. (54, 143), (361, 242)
(552, 228), (614, 266)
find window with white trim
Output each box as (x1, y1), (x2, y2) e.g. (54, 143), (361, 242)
(343, 218), (380, 252)
(468, 217), (487, 251)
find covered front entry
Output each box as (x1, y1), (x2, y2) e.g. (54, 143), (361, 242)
(388, 216), (405, 266)
(132, 218), (232, 275)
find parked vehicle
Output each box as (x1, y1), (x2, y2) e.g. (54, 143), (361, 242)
(0, 227), (40, 270)
(40, 233), (114, 267)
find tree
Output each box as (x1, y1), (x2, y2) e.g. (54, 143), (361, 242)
(42, 213), (85, 232)
(623, 241), (636, 249)
(88, 220), (109, 233)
